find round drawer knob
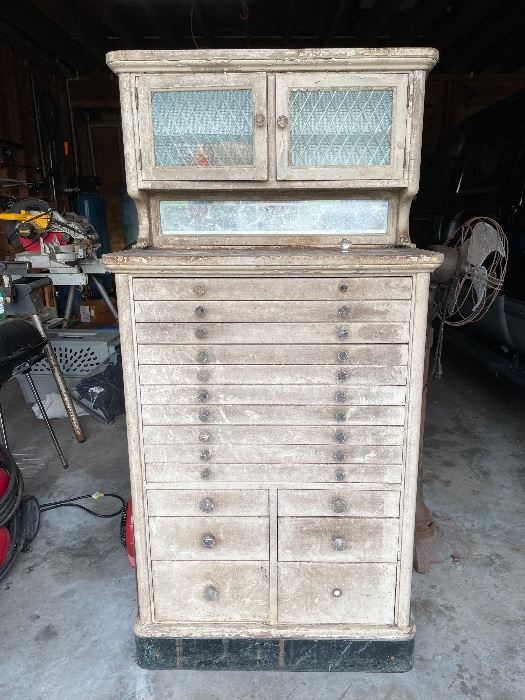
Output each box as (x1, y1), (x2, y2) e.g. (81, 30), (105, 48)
(334, 450), (345, 462)
(337, 350), (349, 362)
(193, 284), (206, 297)
(198, 390), (210, 403)
(199, 408), (210, 422)
(276, 114), (288, 129)
(200, 467), (212, 480)
(339, 284), (348, 293)
(195, 327), (208, 339)
(194, 306), (206, 318)
(332, 498), (347, 513)
(200, 449), (211, 461)
(201, 533), (216, 548)
(197, 351), (209, 364)
(332, 588), (343, 598)
(334, 468), (346, 481)
(199, 431), (211, 443)
(204, 584), (218, 601)
(337, 327), (348, 340)
(335, 391), (347, 403)
(197, 369), (210, 382)
(335, 411), (346, 423)
(335, 431), (345, 443)
(338, 305), (350, 318)
(337, 370), (348, 382)
(199, 497), (214, 513)
(332, 535), (347, 551)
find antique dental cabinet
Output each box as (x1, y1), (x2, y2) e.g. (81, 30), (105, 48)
(105, 48), (442, 671)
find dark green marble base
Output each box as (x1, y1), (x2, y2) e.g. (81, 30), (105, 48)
(136, 636), (414, 672)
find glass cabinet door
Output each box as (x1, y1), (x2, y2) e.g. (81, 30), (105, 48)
(275, 73), (409, 182)
(137, 73), (268, 181)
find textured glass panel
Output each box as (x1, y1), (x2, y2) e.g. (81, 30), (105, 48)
(290, 89), (393, 167)
(160, 200), (388, 236)
(152, 90), (253, 167)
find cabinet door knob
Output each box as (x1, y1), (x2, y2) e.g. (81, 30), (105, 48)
(332, 588), (343, 597)
(331, 535), (347, 551)
(336, 370), (348, 382)
(204, 584), (219, 601)
(195, 327), (208, 339)
(254, 113), (266, 127)
(197, 369), (209, 382)
(337, 327), (348, 340)
(334, 450), (345, 462)
(200, 467), (212, 480)
(199, 408), (210, 422)
(201, 533), (216, 548)
(193, 284), (206, 297)
(332, 498), (347, 513)
(199, 431), (211, 443)
(198, 390), (210, 403)
(335, 391), (347, 403)
(276, 114), (288, 129)
(194, 306), (206, 318)
(339, 283), (348, 293)
(334, 468), (346, 481)
(197, 351), (209, 364)
(337, 350), (349, 362)
(335, 411), (346, 423)
(199, 497), (214, 513)
(335, 431), (345, 443)
(338, 305), (350, 318)
(200, 449), (211, 461)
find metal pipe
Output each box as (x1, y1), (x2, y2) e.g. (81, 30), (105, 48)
(65, 73), (80, 179)
(30, 72), (46, 180)
(25, 372), (69, 469)
(31, 314), (86, 443)
(91, 276), (118, 321)
(0, 402), (8, 450)
(63, 285), (76, 328)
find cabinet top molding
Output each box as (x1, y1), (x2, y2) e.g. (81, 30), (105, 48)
(107, 48), (438, 74)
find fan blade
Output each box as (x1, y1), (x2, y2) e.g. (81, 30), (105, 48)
(470, 266), (488, 312)
(462, 221), (506, 267)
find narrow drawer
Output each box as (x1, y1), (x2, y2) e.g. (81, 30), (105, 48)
(134, 300), (411, 323)
(144, 444), (403, 465)
(147, 489), (269, 516)
(142, 425), (404, 446)
(137, 343), (409, 366)
(149, 516), (269, 560)
(140, 384), (406, 406)
(278, 517), (399, 562)
(277, 562), (396, 625)
(141, 404), (406, 426)
(278, 489), (400, 518)
(133, 277), (412, 301)
(153, 561), (269, 623)
(139, 364), (408, 386)
(146, 462), (403, 484)
(135, 322), (409, 345)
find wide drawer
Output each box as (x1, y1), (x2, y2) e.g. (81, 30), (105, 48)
(278, 489), (400, 518)
(278, 517), (399, 562)
(139, 364), (408, 386)
(153, 561), (269, 623)
(137, 343), (409, 366)
(142, 425), (404, 446)
(141, 404), (406, 425)
(146, 462), (403, 484)
(134, 300), (411, 323)
(149, 516), (269, 560)
(144, 444), (403, 465)
(134, 277), (412, 301)
(140, 384), (406, 406)
(147, 489), (269, 516)
(135, 322), (409, 345)
(277, 563), (396, 624)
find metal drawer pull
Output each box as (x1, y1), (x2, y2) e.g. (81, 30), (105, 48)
(204, 584), (219, 601)
(197, 369), (209, 382)
(254, 113), (266, 127)
(331, 498), (347, 513)
(197, 350), (209, 364)
(335, 391), (347, 403)
(276, 114), (288, 129)
(199, 408), (210, 422)
(200, 467), (212, 480)
(198, 390), (210, 403)
(332, 588), (342, 597)
(194, 306), (206, 318)
(335, 431), (345, 443)
(199, 431), (211, 443)
(338, 305), (350, 318)
(199, 497), (214, 513)
(335, 411), (346, 423)
(337, 350), (349, 362)
(334, 468), (346, 481)
(337, 327), (349, 340)
(201, 533), (216, 548)
(334, 450), (345, 462)
(193, 284), (206, 297)
(195, 327), (208, 339)
(200, 449), (211, 461)
(339, 283), (348, 293)
(331, 535), (347, 551)
(336, 370), (348, 382)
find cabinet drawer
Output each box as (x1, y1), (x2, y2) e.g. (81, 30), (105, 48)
(277, 563), (396, 625)
(139, 364), (407, 386)
(153, 561), (269, 623)
(135, 322), (409, 345)
(133, 277), (413, 301)
(278, 517), (399, 562)
(135, 300), (411, 323)
(138, 343), (409, 366)
(143, 425), (404, 446)
(144, 444), (403, 465)
(140, 384), (406, 406)
(147, 489), (268, 516)
(149, 516), (269, 560)
(141, 404), (406, 426)
(278, 489), (400, 518)
(146, 462), (403, 484)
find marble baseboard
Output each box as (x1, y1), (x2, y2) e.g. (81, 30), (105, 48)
(136, 636), (415, 672)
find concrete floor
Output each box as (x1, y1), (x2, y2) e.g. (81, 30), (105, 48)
(0, 354), (524, 700)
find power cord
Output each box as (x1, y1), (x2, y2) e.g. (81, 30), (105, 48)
(39, 492), (125, 518)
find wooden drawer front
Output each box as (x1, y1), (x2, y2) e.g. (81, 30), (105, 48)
(153, 561), (269, 623)
(146, 462), (403, 484)
(134, 277), (412, 301)
(278, 489), (400, 518)
(139, 364), (407, 386)
(135, 322), (409, 345)
(277, 563), (396, 625)
(145, 444), (402, 465)
(142, 404), (406, 426)
(140, 384), (406, 406)
(135, 300), (411, 324)
(143, 425), (404, 446)
(138, 343), (409, 366)
(149, 516), (269, 560)
(147, 489), (268, 516)
(278, 517), (399, 562)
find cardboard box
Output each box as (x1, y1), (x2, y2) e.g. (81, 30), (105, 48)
(79, 298), (116, 326)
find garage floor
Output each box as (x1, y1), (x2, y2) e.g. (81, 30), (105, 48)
(0, 354), (523, 700)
